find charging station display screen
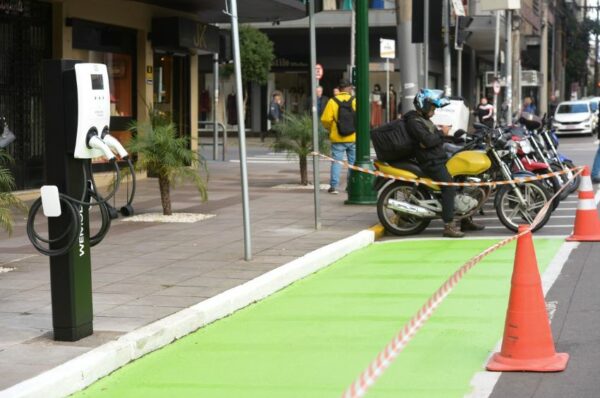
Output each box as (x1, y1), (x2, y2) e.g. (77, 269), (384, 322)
(91, 74), (104, 90)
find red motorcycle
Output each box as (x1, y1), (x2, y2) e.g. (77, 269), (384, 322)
(511, 134), (561, 209)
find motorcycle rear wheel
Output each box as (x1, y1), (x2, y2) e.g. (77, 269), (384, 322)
(494, 181), (552, 233)
(377, 182), (431, 236)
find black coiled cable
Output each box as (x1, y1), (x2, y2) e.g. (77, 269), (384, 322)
(26, 195), (80, 257)
(26, 159), (120, 256)
(121, 158), (136, 215)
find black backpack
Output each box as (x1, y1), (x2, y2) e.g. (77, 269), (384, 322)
(370, 119), (416, 162)
(332, 96), (356, 136)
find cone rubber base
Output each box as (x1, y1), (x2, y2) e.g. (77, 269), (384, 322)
(486, 352), (569, 372)
(566, 234), (600, 242)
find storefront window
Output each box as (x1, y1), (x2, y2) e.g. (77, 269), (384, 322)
(88, 51), (134, 117)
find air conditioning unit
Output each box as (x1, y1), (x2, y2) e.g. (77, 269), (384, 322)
(521, 70), (542, 87)
(479, 0), (521, 11)
(485, 72), (506, 87)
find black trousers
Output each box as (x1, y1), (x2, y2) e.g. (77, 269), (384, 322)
(422, 161), (455, 223)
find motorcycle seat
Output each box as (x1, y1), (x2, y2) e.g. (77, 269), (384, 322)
(385, 160), (427, 178)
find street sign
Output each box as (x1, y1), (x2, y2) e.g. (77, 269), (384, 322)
(451, 0), (465, 16)
(493, 79), (501, 94)
(315, 63), (323, 80)
(379, 38), (395, 59)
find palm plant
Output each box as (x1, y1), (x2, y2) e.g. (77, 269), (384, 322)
(0, 149), (25, 234)
(271, 113), (330, 185)
(127, 116), (207, 215)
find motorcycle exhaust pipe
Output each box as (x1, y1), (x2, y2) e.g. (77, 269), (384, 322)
(386, 199), (437, 218)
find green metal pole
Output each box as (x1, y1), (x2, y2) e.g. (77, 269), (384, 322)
(346, 0), (377, 205)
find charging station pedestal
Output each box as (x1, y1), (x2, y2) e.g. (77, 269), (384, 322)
(43, 59), (93, 341)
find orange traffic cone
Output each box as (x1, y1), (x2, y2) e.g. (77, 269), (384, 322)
(487, 225), (569, 372)
(567, 166), (600, 241)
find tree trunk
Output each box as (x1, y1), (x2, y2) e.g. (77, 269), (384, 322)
(158, 175), (172, 215)
(299, 155), (308, 185)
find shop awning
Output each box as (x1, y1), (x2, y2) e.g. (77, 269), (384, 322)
(132, 0), (306, 23)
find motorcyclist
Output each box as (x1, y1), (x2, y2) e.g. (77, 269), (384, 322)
(404, 89), (485, 238)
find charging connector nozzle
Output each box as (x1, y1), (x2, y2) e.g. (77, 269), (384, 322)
(87, 135), (115, 160)
(101, 131), (129, 159)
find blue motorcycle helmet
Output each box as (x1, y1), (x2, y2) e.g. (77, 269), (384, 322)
(413, 88), (451, 115)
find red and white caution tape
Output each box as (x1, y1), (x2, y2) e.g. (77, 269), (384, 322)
(340, 168), (583, 398)
(311, 152), (583, 188)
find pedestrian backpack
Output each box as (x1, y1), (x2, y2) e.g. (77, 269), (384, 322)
(332, 96), (356, 136)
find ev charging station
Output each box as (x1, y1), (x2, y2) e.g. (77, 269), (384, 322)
(26, 59), (132, 341)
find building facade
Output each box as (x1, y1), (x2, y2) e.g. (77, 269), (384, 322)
(2, 0), (304, 189)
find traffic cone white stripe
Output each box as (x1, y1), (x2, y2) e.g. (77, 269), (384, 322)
(567, 166), (600, 241)
(577, 199), (597, 211)
(579, 175), (593, 192)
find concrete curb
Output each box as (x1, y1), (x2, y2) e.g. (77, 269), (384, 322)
(0, 229), (377, 398)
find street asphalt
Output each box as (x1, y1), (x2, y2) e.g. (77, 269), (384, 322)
(0, 134), (598, 396)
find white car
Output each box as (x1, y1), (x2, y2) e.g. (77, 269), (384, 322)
(553, 101), (595, 136)
(584, 97), (600, 129)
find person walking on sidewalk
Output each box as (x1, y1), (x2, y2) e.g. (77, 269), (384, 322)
(591, 125), (600, 183)
(306, 85), (329, 118)
(405, 88), (485, 238)
(321, 79), (356, 194)
(476, 97), (494, 128)
(264, 91), (284, 142)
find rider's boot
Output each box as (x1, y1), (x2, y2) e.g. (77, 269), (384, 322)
(461, 217), (485, 231)
(443, 221), (465, 238)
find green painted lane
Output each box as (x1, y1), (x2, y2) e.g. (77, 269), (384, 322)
(76, 239), (562, 398)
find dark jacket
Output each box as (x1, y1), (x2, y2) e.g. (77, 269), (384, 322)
(404, 110), (447, 164)
(268, 101), (283, 123)
(305, 95), (329, 117)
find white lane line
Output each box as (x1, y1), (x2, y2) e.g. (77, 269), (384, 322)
(473, 216), (574, 221)
(375, 235), (569, 243)
(427, 225), (575, 231)
(466, 241), (580, 398)
(467, 188), (600, 398)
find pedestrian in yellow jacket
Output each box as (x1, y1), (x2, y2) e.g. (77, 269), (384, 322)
(321, 79), (356, 194)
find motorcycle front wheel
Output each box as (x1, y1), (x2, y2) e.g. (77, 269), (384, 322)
(377, 181), (431, 236)
(532, 168), (562, 208)
(494, 181), (552, 233)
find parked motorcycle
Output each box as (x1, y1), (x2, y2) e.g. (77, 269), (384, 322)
(539, 120), (580, 193)
(515, 114), (580, 198)
(510, 133), (561, 209)
(374, 124), (553, 235)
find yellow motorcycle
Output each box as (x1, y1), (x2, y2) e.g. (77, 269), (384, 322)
(374, 129), (553, 235)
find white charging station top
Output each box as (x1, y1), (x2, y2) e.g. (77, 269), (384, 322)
(73, 63), (111, 160)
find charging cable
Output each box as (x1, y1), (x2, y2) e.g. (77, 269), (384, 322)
(27, 160), (120, 256)
(99, 127), (136, 216)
